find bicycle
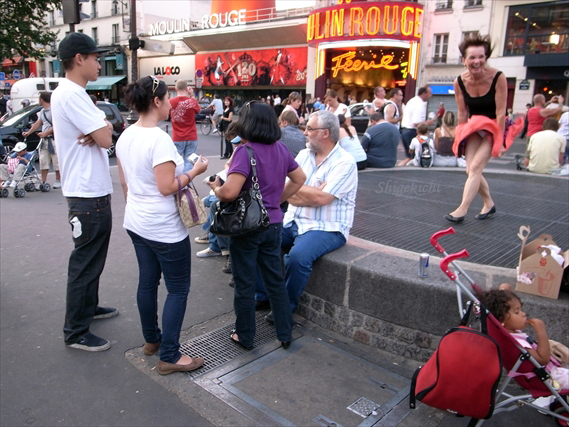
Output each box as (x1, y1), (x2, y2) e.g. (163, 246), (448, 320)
(200, 114), (213, 136)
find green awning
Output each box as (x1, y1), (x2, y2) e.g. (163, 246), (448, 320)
(86, 75), (126, 90)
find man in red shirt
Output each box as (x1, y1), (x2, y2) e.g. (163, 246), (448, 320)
(527, 94), (564, 138)
(169, 80), (200, 172)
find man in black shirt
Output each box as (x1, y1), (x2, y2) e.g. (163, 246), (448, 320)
(361, 112), (401, 168)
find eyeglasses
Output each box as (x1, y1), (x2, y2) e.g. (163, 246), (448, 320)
(306, 126), (327, 132)
(150, 76), (159, 96)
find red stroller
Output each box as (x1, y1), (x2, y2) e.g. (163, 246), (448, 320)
(425, 227), (569, 426)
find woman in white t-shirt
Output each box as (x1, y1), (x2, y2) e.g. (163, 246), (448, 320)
(117, 76), (209, 375)
(281, 92), (304, 124)
(325, 89), (351, 126)
(338, 114), (367, 170)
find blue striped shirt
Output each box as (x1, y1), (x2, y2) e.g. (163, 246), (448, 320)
(284, 143), (358, 240)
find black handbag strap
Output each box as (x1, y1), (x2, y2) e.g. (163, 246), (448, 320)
(460, 300), (489, 335)
(244, 145), (260, 191)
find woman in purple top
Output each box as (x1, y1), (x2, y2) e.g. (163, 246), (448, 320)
(211, 102), (305, 350)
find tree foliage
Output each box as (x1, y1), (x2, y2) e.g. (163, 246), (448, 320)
(0, 0), (62, 60)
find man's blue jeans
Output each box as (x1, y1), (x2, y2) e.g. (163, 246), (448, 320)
(203, 201), (228, 252)
(230, 223), (292, 348)
(173, 140), (198, 173)
(127, 230), (192, 364)
(64, 195), (112, 343)
(256, 222), (346, 311)
(400, 128), (417, 159)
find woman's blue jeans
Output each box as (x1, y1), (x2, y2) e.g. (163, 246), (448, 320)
(127, 230), (192, 364)
(230, 223), (292, 348)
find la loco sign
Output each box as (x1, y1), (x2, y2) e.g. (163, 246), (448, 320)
(307, 1), (423, 45)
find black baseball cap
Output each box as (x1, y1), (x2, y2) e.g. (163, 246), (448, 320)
(59, 33), (108, 60)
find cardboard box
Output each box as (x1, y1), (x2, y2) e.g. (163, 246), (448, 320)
(516, 225), (569, 300)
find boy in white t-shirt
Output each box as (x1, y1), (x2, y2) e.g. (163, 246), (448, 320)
(51, 33), (117, 352)
(409, 123), (435, 167)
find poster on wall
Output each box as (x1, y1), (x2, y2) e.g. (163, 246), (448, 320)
(195, 47), (307, 87)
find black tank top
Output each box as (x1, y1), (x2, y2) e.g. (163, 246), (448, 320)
(457, 71), (502, 119)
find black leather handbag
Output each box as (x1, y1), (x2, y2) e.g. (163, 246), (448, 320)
(210, 146), (270, 237)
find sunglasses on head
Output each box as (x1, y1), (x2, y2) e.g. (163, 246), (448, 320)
(150, 76), (160, 96)
(245, 100), (258, 111)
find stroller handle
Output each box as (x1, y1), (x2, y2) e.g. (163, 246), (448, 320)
(430, 227), (455, 254)
(440, 249), (470, 280)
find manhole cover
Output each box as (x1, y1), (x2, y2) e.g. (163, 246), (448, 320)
(347, 397), (382, 418)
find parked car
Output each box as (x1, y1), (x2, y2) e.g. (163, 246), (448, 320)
(349, 103), (373, 135)
(96, 101), (126, 158)
(0, 101), (125, 163)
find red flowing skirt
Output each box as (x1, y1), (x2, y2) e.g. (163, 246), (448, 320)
(453, 115), (524, 158)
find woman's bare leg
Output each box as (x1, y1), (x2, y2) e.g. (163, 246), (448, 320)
(449, 134), (493, 217)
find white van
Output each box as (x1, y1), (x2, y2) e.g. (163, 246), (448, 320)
(10, 78), (62, 112)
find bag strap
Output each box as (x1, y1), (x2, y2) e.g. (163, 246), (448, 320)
(245, 145), (262, 199)
(460, 301), (489, 335)
(175, 177), (200, 222)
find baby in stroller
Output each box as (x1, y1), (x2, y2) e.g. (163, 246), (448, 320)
(0, 142), (33, 188)
(477, 284), (569, 391)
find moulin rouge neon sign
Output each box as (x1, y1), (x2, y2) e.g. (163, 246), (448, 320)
(331, 52), (400, 78)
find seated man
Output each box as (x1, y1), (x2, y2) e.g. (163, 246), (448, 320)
(262, 110), (358, 320)
(524, 118), (566, 174)
(360, 112), (400, 168)
(0, 142), (33, 188)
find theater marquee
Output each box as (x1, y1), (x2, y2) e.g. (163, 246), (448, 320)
(306, 0), (423, 45)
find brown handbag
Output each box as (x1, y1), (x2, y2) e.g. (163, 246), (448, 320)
(175, 177), (207, 228)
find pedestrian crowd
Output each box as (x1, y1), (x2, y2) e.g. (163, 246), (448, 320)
(3, 32), (567, 377)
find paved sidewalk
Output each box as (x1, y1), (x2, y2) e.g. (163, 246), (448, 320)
(1, 139), (566, 426)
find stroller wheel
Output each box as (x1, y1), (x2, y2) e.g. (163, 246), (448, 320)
(23, 183), (30, 191)
(18, 189), (25, 198)
(551, 401), (569, 427)
(14, 188), (20, 198)
(42, 183), (51, 192)
(1, 188), (8, 198)
(28, 183), (35, 192)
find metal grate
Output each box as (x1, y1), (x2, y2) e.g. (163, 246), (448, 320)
(180, 311), (278, 379)
(351, 170), (569, 268)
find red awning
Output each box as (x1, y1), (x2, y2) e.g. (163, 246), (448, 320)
(2, 57), (23, 67)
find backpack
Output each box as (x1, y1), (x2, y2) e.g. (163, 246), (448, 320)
(418, 136), (434, 168)
(409, 303), (502, 422)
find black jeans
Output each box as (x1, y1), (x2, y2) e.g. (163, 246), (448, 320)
(64, 195), (112, 343)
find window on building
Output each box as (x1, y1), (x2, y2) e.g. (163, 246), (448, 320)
(465, 0), (482, 7)
(49, 11), (55, 26)
(92, 27), (98, 44)
(433, 34), (449, 63)
(463, 31), (479, 40)
(504, 1), (569, 56)
(91, 0), (97, 19)
(78, 29), (83, 33)
(112, 24), (120, 44)
(111, 1), (119, 15)
(436, 0), (453, 10)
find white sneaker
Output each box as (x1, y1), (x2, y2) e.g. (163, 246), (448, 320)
(9, 181), (17, 188)
(53, 180), (61, 189)
(212, 128), (219, 134)
(196, 248), (222, 258)
(1, 181), (10, 188)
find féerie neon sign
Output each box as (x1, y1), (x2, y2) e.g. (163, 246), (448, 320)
(331, 52), (399, 78)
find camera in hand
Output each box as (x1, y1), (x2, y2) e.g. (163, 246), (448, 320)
(209, 175), (225, 185)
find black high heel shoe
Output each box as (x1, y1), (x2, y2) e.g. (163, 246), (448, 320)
(444, 213), (465, 223)
(475, 206), (496, 220)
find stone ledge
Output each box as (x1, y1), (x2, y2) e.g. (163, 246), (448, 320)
(298, 237), (569, 362)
